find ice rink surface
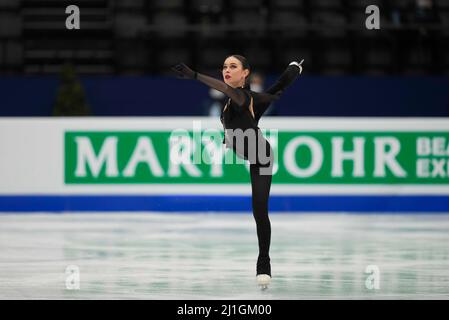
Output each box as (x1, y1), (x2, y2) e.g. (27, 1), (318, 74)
(1, 213), (449, 300)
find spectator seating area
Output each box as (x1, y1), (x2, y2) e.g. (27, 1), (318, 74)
(0, 0), (448, 75)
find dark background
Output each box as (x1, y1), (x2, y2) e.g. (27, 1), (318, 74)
(0, 0), (448, 116)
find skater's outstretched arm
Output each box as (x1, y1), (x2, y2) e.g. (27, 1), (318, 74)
(251, 60), (304, 120)
(265, 60), (303, 96)
(171, 63), (247, 108)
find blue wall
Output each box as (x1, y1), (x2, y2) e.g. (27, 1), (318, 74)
(1, 76), (448, 117)
(2, 195), (449, 213)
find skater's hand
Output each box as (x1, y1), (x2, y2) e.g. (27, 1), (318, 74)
(171, 62), (197, 79)
(289, 59), (304, 74)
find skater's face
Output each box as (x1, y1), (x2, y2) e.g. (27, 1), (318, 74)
(222, 56), (250, 88)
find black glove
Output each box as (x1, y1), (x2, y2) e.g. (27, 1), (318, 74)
(171, 63), (197, 79)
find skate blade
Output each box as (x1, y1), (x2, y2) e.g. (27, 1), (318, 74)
(260, 284), (269, 291)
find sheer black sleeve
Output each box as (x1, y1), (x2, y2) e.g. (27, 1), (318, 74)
(196, 73), (247, 107)
(265, 63), (301, 96)
(251, 63), (302, 120)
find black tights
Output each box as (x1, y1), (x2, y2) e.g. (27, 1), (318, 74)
(228, 130), (274, 276)
(249, 135), (273, 276)
(250, 162), (272, 276)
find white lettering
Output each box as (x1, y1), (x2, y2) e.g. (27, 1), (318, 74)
(284, 136), (323, 178)
(374, 137), (406, 177)
(123, 137), (164, 177)
(331, 137), (365, 177)
(75, 137), (118, 178)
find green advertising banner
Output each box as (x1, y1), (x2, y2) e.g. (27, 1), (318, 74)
(65, 131), (449, 184)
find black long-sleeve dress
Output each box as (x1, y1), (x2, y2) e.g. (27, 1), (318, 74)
(190, 63), (301, 276)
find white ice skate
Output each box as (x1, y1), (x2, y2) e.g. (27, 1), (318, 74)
(256, 274), (271, 290)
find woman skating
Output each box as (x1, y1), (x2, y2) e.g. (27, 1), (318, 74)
(172, 55), (302, 288)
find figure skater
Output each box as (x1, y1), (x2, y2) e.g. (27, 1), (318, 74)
(171, 55), (303, 289)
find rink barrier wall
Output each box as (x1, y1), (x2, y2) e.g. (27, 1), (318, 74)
(1, 117), (448, 213)
(1, 195), (449, 213)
